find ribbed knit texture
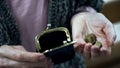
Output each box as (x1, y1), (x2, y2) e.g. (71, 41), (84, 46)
(48, 0), (104, 33)
(0, 0), (21, 45)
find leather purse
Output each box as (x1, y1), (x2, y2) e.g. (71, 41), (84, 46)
(35, 27), (75, 64)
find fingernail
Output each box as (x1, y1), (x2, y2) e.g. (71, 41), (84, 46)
(39, 55), (46, 61)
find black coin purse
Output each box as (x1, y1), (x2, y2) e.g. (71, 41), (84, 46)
(35, 27), (75, 65)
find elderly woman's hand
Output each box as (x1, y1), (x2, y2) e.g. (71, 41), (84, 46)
(0, 45), (54, 68)
(71, 12), (116, 59)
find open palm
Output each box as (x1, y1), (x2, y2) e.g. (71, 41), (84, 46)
(71, 12), (116, 59)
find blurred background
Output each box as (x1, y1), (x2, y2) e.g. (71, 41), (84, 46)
(86, 0), (120, 68)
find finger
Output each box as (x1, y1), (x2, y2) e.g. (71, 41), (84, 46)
(25, 58), (53, 68)
(74, 39), (86, 48)
(91, 45), (100, 59)
(0, 45), (46, 62)
(47, 58), (54, 68)
(22, 61), (48, 68)
(74, 39), (86, 53)
(100, 46), (111, 56)
(14, 52), (46, 62)
(83, 43), (92, 59)
(11, 46), (27, 51)
(96, 37), (112, 56)
(94, 37), (112, 57)
(0, 56), (22, 68)
(0, 56), (51, 68)
(103, 19), (116, 46)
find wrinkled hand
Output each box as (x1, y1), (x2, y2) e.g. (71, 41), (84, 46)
(0, 45), (53, 68)
(71, 12), (116, 59)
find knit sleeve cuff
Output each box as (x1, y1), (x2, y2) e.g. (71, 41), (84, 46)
(75, 6), (97, 14)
